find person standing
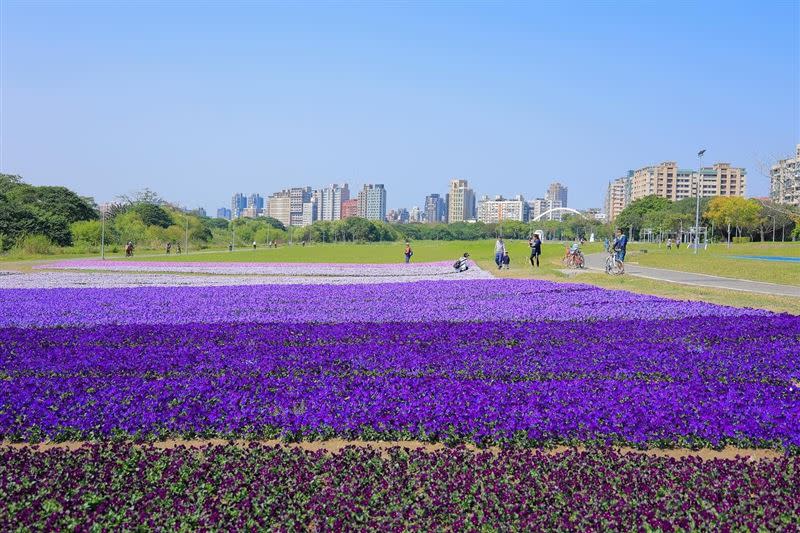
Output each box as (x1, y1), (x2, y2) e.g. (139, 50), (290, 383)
(404, 242), (413, 263)
(166, 242), (171, 254)
(529, 234), (542, 267)
(613, 228), (628, 262)
(501, 250), (511, 270)
(253, 240), (257, 250)
(494, 238), (505, 269)
(666, 237), (672, 251)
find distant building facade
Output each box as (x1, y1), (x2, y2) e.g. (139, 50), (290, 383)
(771, 145), (800, 206)
(547, 182), (568, 208)
(631, 161), (746, 202)
(216, 207), (232, 220)
(447, 179), (475, 223)
(605, 173), (633, 223)
(317, 183), (350, 221)
(529, 198), (563, 221)
(357, 184), (387, 221)
(424, 193), (446, 224)
(477, 195), (528, 223)
(341, 198), (359, 219)
(231, 193), (248, 219)
(409, 206), (422, 223)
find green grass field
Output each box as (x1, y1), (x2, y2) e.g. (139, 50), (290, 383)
(5, 239), (799, 314)
(625, 242), (800, 286)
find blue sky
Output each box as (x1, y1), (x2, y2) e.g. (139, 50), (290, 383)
(2, 1), (798, 213)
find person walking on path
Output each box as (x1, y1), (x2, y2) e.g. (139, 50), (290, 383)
(404, 242), (413, 263)
(613, 228), (628, 262)
(529, 234), (542, 267)
(494, 238), (505, 269)
(501, 250), (511, 270)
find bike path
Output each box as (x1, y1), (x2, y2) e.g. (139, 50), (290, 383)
(584, 253), (800, 298)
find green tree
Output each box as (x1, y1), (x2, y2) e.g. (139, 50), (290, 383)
(615, 196), (672, 239)
(132, 203), (173, 229)
(70, 220), (103, 246)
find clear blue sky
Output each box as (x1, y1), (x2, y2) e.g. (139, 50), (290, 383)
(2, 1), (798, 213)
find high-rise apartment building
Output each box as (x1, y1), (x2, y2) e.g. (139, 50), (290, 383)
(631, 162), (746, 202)
(409, 206), (422, 223)
(341, 199), (359, 219)
(447, 179), (475, 223)
(231, 193), (248, 219)
(547, 182), (568, 208)
(289, 187), (313, 227)
(605, 173), (633, 223)
(267, 190), (292, 227)
(529, 198), (563, 221)
(247, 194), (264, 211)
(424, 193), (446, 224)
(216, 207), (232, 220)
(357, 184), (387, 221)
(477, 195), (528, 223)
(770, 145), (800, 206)
(317, 183), (350, 221)
(301, 197), (317, 227)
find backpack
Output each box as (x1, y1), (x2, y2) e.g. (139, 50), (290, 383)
(453, 259), (462, 269)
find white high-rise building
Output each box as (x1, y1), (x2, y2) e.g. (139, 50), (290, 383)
(447, 179), (475, 223)
(357, 184), (387, 221)
(477, 195), (528, 223)
(317, 183), (350, 221)
(771, 145), (800, 206)
(529, 198), (563, 221)
(605, 173), (633, 223)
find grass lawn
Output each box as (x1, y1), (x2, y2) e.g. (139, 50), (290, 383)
(625, 242), (800, 286)
(6, 239), (799, 314)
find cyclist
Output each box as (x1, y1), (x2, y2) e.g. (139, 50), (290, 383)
(613, 228), (628, 262)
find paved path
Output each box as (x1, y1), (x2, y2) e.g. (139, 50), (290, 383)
(584, 253), (800, 298)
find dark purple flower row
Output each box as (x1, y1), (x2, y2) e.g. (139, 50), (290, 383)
(2, 319), (798, 448)
(1, 443), (798, 531)
(0, 279), (769, 327)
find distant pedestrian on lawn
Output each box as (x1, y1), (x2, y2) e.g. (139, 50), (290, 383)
(666, 237), (672, 251)
(613, 228), (628, 262)
(253, 241), (257, 250)
(494, 238), (505, 268)
(529, 234), (541, 267)
(501, 251), (510, 269)
(166, 242), (171, 254)
(453, 252), (470, 272)
(404, 242), (413, 263)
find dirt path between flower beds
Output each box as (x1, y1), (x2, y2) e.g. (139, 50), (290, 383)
(1, 439), (785, 461)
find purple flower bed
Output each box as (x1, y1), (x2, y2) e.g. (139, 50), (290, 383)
(2, 319), (798, 448)
(1, 443), (798, 530)
(0, 279), (769, 327)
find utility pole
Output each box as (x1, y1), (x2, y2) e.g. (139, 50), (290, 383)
(100, 205), (106, 260)
(185, 214), (189, 254)
(694, 149), (705, 255)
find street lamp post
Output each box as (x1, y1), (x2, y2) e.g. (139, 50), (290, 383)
(694, 149), (705, 255)
(100, 205), (106, 260)
(185, 214), (189, 254)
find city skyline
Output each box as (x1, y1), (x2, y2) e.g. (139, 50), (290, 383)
(2, 3), (797, 212)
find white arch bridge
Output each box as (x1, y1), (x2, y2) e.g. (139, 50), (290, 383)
(531, 207), (591, 221)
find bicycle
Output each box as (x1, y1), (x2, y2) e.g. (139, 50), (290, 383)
(605, 250), (624, 275)
(562, 247), (585, 269)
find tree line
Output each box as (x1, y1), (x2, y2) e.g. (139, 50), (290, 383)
(614, 195), (799, 242)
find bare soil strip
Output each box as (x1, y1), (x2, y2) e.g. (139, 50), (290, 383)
(1, 439), (784, 461)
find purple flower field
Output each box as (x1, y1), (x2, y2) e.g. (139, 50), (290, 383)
(2, 443), (798, 530)
(1, 265), (799, 527)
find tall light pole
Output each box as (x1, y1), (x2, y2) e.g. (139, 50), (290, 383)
(694, 149), (705, 255)
(100, 205), (106, 260)
(184, 214), (189, 254)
